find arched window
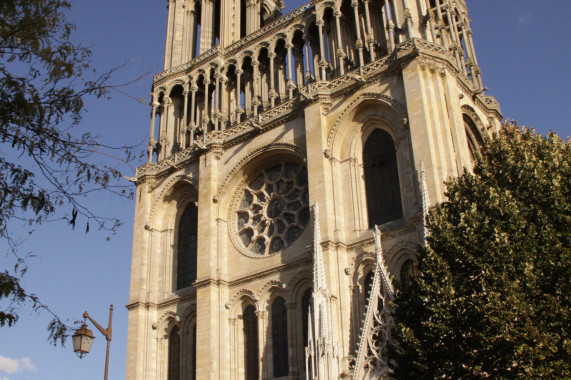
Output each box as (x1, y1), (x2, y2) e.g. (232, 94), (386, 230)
(401, 259), (419, 290)
(272, 297), (288, 377)
(168, 326), (181, 380)
(464, 115), (484, 163)
(177, 202), (198, 290)
(301, 288), (312, 347)
(363, 129), (403, 227)
(243, 306), (259, 380)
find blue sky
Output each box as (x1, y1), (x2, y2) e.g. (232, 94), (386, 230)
(0, 1), (569, 379)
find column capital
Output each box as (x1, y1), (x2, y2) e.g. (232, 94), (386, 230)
(235, 68), (243, 75)
(285, 43), (293, 50)
(268, 52), (276, 59)
(255, 310), (266, 319)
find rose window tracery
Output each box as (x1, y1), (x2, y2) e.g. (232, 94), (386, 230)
(235, 163), (310, 256)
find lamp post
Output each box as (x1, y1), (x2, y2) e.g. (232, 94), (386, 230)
(72, 304), (113, 380)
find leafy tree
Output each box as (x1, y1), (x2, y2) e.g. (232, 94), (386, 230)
(0, 0), (135, 344)
(390, 125), (570, 378)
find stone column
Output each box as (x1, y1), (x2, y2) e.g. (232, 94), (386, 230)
(303, 37), (312, 82)
(256, 310), (267, 380)
(402, 0), (413, 39)
(252, 59), (260, 116)
(200, 0), (216, 53)
(362, 0), (375, 61)
(351, 0), (365, 67)
(316, 20), (327, 79)
(182, 84), (189, 147)
(443, 5), (462, 68)
(465, 27), (482, 88)
(190, 82), (197, 128)
(285, 44), (295, 99)
(246, 0), (259, 35)
(268, 52), (276, 108)
(164, 0), (176, 69)
(203, 76), (210, 131)
(384, 1), (395, 52)
(189, 9), (198, 59)
(334, 11), (345, 75)
(214, 73), (221, 130)
(235, 69), (243, 123)
(161, 97), (172, 160)
(148, 100), (159, 163)
(426, 4), (437, 43)
(219, 74), (228, 130)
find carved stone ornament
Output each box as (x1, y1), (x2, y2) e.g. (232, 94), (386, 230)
(233, 163), (310, 257)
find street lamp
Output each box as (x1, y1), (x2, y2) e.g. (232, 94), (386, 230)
(72, 304), (113, 380)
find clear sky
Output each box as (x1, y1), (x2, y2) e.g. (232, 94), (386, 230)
(1, 1), (569, 379)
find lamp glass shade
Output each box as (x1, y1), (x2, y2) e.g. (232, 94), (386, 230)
(72, 324), (95, 358)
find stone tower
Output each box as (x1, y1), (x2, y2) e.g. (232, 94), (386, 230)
(125, 0), (502, 379)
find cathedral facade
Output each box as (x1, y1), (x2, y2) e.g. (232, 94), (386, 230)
(125, 0), (502, 378)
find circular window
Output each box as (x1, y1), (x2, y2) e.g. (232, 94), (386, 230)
(235, 163), (310, 256)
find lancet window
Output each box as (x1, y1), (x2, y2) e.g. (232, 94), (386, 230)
(464, 114), (484, 163)
(177, 202), (198, 290)
(301, 288), (312, 347)
(168, 326), (181, 380)
(272, 297), (289, 377)
(363, 128), (403, 227)
(243, 306), (259, 380)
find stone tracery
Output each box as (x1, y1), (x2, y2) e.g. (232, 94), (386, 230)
(235, 162), (310, 256)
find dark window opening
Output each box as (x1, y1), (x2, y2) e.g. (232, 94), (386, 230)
(363, 129), (403, 227)
(243, 306), (259, 380)
(272, 297), (289, 377)
(177, 203), (198, 290)
(168, 326), (180, 380)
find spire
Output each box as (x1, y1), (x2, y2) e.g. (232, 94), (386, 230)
(352, 226), (396, 379)
(305, 202), (340, 380)
(419, 161), (431, 244)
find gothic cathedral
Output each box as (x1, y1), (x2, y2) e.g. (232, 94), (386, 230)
(125, 0), (502, 378)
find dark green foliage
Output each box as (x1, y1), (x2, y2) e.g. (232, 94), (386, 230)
(390, 125), (570, 378)
(0, 0), (134, 344)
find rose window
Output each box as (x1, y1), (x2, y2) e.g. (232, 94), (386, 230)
(236, 163), (310, 256)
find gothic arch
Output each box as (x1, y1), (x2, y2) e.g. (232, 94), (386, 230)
(259, 279), (287, 306)
(287, 270), (312, 304)
(157, 311), (180, 337)
(147, 173), (198, 228)
(327, 93), (408, 157)
(325, 95), (414, 235)
(228, 289), (260, 318)
(461, 104), (488, 143)
(384, 241), (417, 283)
